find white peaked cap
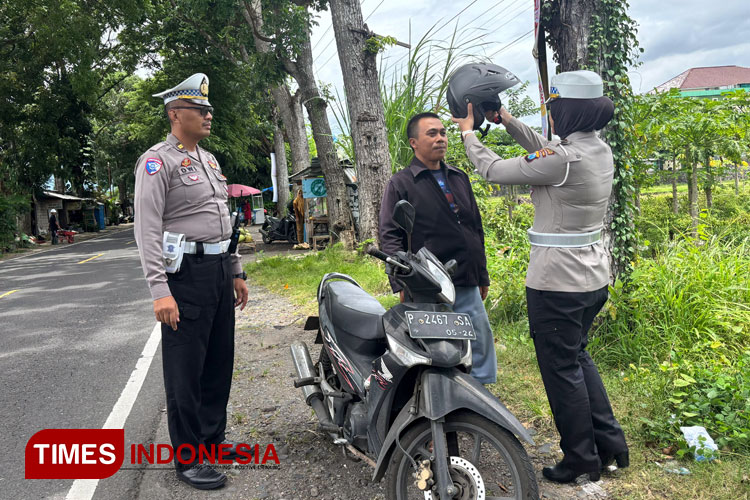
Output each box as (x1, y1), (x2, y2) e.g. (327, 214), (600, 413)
(152, 73), (211, 106)
(546, 70), (604, 103)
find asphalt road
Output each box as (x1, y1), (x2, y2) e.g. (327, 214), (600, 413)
(0, 228), (165, 500)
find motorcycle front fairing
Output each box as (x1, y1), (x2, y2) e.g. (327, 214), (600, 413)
(364, 302), (472, 456)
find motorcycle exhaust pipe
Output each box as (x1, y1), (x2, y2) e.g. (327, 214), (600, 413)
(290, 342), (324, 405)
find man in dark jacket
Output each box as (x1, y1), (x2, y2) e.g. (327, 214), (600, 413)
(379, 112), (497, 384)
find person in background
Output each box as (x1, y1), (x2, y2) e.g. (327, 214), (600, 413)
(242, 199), (252, 227)
(293, 189), (305, 244)
(48, 209), (60, 245)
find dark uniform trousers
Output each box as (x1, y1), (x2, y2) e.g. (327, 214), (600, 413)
(526, 286), (627, 473)
(162, 252), (235, 467)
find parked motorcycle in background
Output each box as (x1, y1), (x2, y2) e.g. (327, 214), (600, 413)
(259, 212), (296, 244)
(291, 201), (539, 499)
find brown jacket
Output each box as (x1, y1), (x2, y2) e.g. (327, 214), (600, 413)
(463, 116), (613, 292)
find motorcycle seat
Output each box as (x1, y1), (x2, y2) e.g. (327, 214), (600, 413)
(325, 281), (385, 341)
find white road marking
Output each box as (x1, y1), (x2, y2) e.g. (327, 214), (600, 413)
(65, 322), (162, 500)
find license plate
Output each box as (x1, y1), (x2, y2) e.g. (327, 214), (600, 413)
(405, 311), (476, 340)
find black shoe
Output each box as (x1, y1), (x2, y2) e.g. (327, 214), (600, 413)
(176, 464), (227, 490)
(542, 463), (600, 483)
(600, 450), (630, 470)
(216, 439), (245, 460)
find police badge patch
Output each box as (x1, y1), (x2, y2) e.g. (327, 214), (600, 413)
(181, 158), (191, 167)
(145, 158), (162, 175)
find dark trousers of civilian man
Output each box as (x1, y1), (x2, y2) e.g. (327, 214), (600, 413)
(162, 251), (235, 467)
(527, 286), (628, 473)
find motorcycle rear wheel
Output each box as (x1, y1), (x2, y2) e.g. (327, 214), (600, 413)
(288, 227), (297, 244)
(385, 411), (539, 500)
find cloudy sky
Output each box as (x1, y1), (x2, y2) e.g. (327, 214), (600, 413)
(308, 0), (750, 128)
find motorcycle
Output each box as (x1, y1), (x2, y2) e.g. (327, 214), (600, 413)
(291, 200), (539, 500)
(259, 212), (296, 244)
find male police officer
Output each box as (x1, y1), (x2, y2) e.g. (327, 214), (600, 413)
(134, 73), (249, 490)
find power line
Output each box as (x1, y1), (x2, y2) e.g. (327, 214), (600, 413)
(312, 0), (369, 63)
(381, 0), (519, 83)
(487, 28), (534, 59)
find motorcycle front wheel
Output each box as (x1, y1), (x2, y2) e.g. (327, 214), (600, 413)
(385, 411), (539, 500)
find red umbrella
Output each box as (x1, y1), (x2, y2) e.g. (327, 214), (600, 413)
(226, 184), (261, 198)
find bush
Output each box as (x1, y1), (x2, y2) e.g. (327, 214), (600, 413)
(479, 197), (533, 327)
(0, 194), (29, 253)
(595, 236), (750, 453)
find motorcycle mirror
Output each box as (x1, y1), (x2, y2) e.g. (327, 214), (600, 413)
(393, 200), (415, 253)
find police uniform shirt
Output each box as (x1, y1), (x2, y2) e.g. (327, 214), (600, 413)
(463, 116), (614, 292)
(134, 133), (241, 300)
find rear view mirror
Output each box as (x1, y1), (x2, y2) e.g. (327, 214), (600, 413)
(393, 200), (415, 235)
(393, 200), (416, 255)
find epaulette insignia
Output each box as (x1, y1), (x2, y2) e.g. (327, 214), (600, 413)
(176, 142), (185, 150)
(181, 158), (191, 167)
(525, 148), (555, 163)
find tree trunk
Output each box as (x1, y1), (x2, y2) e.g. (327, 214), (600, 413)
(242, 2), (309, 177)
(544, 0), (599, 71)
(686, 148), (699, 237)
(329, 0), (392, 244)
(273, 116), (290, 217)
(271, 85), (309, 175)
(704, 153), (713, 209)
(735, 164), (740, 195)
(293, 29), (356, 248)
(672, 170), (679, 215)
(244, 0), (355, 247)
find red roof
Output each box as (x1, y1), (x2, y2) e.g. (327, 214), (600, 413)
(655, 65), (750, 92)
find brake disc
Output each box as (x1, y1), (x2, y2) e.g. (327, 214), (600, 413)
(424, 456), (485, 500)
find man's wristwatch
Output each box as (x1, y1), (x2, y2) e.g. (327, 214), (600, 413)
(233, 271), (247, 281)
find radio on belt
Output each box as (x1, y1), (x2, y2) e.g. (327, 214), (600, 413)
(162, 232), (186, 273)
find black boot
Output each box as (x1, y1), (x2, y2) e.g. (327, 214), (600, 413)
(600, 450), (629, 470)
(542, 463), (600, 483)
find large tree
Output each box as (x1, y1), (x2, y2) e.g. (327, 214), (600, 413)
(328, 0), (392, 243)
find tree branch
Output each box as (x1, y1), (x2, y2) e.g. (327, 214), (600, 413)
(167, 0), (238, 64)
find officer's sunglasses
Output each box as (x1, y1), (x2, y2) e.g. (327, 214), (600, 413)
(171, 106), (213, 117)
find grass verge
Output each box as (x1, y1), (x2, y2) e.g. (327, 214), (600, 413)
(244, 246), (750, 499)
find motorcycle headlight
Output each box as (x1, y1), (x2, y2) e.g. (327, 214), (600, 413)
(422, 253), (455, 305)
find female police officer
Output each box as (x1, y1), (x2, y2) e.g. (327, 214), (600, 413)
(451, 69), (629, 483)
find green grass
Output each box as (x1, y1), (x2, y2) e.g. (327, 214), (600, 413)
(245, 244), (398, 314)
(641, 180), (739, 195)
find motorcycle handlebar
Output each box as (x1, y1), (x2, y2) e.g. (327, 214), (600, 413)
(367, 246), (411, 272)
(367, 247), (390, 262)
